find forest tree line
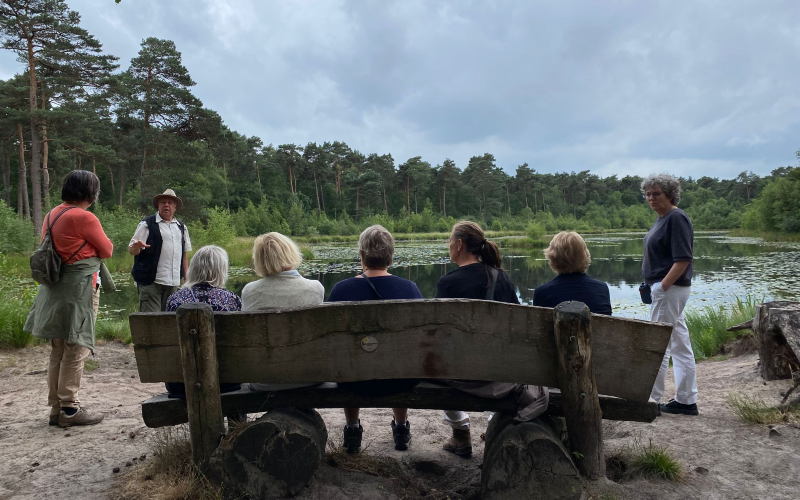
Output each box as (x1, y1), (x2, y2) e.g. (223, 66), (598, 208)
(1, 0), (797, 254)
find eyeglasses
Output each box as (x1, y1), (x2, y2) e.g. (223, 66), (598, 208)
(644, 191), (664, 199)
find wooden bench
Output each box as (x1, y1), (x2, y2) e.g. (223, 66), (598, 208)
(130, 299), (671, 499)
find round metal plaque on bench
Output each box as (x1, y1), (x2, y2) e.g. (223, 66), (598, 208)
(361, 336), (378, 352)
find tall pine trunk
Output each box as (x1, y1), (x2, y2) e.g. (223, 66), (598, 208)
(2, 146), (10, 207)
(314, 170), (321, 211)
(106, 165), (116, 198)
(443, 181), (447, 218)
(406, 176), (410, 215)
(26, 41), (42, 236)
(16, 122), (30, 220)
(41, 85), (50, 211)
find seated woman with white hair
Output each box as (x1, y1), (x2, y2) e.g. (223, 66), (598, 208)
(164, 245), (243, 397)
(533, 231), (612, 315)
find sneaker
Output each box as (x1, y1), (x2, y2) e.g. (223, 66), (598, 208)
(391, 420), (411, 451)
(342, 421), (363, 454)
(49, 414), (60, 426)
(58, 407), (105, 428)
(660, 399), (699, 416)
(443, 428), (472, 457)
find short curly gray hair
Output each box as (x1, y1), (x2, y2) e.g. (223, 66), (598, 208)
(184, 245), (229, 288)
(359, 225), (394, 269)
(641, 173), (681, 205)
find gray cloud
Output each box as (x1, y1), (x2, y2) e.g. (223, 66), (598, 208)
(2, 0), (798, 178)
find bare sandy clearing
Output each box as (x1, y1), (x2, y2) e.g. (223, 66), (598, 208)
(0, 344), (798, 499)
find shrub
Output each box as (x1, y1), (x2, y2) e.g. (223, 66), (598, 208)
(0, 204), (36, 253)
(526, 222), (546, 241)
(94, 205), (142, 255)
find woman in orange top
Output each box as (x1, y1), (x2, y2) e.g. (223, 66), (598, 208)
(35, 170), (113, 428)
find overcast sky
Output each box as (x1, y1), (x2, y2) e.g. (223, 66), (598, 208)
(2, 0), (798, 179)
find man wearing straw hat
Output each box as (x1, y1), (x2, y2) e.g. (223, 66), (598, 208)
(129, 189), (192, 312)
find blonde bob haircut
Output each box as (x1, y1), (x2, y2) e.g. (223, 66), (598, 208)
(544, 231), (591, 275)
(359, 225), (394, 270)
(253, 232), (303, 277)
(184, 245), (229, 288)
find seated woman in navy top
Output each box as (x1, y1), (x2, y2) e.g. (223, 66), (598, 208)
(533, 231), (612, 316)
(165, 245), (242, 397)
(328, 225), (422, 454)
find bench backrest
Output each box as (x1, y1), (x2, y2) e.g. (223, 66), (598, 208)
(130, 299), (671, 402)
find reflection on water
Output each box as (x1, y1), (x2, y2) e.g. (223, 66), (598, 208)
(100, 233), (800, 321)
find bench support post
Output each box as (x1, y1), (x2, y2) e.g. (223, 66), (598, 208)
(176, 303), (225, 467)
(554, 301), (605, 479)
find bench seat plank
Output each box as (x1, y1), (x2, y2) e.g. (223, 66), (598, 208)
(141, 382), (658, 428)
(131, 300), (671, 402)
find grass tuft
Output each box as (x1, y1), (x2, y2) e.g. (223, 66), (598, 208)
(728, 394), (800, 425)
(686, 294), (761, 360)
(115, 426), (222, 500)
(628, 439), (685, 481)
(95, 319), (132, 344)
(84, 358), (99, 371)
(608, 435), (685, 482)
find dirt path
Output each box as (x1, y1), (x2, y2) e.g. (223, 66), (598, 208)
(0, 344), (798, 499)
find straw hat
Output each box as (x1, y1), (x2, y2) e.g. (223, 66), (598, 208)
(152, 189), (183, 210)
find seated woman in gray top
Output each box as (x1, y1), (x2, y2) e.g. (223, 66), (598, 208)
(242, 232), (325, 391)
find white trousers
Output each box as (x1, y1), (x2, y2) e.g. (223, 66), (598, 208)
(443, 382), (549, 430)
(649, 283), (697, 405)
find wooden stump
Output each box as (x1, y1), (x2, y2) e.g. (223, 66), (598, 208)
(753, 301), (800, 381)
(209, 408), (328, 498)
(553, 301), (605, 479)
(176, 303), (225, 467)
(481, 413), (582, 500)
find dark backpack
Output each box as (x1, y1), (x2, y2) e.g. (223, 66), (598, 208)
(30, 207), (87, 286)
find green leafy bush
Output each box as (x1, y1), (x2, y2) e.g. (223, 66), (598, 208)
(0, 204), (36, 253)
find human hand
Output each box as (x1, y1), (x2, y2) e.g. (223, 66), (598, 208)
(131, 240), (150, 251)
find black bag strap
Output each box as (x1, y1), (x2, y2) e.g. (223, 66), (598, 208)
(360, 273), (383, 300)
(64, 240), (88, 265)
(485, 266), (499, 300)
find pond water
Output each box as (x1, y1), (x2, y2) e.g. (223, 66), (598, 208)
(100, 233), (800, 321)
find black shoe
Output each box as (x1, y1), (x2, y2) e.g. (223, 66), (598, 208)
(391, 420), (411, 451)
(343, 421), (363, 453)
(660, 399), (698, 416)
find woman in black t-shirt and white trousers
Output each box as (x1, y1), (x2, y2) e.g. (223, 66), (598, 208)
(642, 174), (698, 416)
(435, 221), (548, 457)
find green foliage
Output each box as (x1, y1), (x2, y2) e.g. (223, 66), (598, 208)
(190, 207), (237, 248)
(741, 168), (800, 233)
(234, 199), (290, 237)
(0, 204), (36, 253)
(93, 205), (142, 255)
(526, 222), (546, 240)
(686, 295), (761, 360)
(0, 272), (37, 349)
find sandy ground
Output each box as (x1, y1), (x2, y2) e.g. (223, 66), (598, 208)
(0, 343), (798, 500)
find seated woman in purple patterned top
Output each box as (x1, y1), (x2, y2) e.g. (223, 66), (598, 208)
(164, 245), (242, 396)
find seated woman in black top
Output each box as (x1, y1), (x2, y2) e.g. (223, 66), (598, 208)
(533, 231), (612, 316)
(328, 225), (423, 454)
(435, 221), (548, 458)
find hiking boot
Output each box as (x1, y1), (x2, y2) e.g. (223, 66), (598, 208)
(443, 428), (472, 457)
(660, 399), (699, 416)
(342, 421), (363, 454)
(391, 420), (411, 451)
(58, 407), (104, 428)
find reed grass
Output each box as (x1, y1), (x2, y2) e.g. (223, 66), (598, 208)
(686, 295), (761, 360)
